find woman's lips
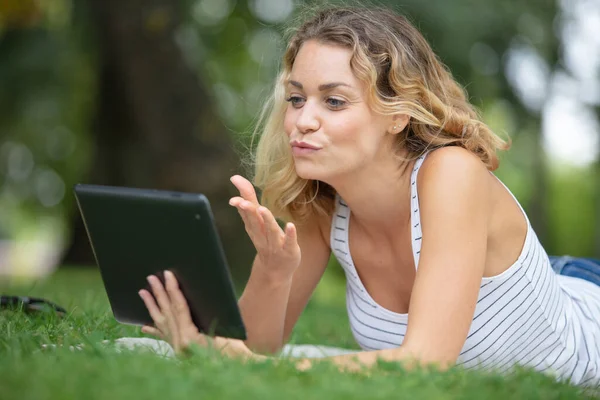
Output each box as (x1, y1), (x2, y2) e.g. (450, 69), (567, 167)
(290, 140), (321, 156)
(292, 146), (320, 156)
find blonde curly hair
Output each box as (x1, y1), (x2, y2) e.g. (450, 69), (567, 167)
(251, 6), (510, 224)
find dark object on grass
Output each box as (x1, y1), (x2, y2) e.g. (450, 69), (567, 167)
(0, 295), (67, 317)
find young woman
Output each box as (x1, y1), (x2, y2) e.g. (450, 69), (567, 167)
(138, 6), (600, 386)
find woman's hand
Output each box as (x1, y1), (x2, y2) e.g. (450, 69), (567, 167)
(229, 175), (301, 280)
(138, 270), (253, 359)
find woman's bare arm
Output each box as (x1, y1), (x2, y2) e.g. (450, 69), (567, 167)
(281, 217), (332, 343)
(230, 175), (331, 354)
(238, 217), (331, 354)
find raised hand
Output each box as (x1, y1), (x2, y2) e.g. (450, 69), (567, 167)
(229, 175), (301, 280)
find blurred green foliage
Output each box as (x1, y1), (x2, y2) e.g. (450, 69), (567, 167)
(0, 0), (598, 277)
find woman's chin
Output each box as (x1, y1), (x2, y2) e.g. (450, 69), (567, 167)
(294, 165), (324, 181)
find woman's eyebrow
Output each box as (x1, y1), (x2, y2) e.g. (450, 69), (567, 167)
(287, 80), (353, 91)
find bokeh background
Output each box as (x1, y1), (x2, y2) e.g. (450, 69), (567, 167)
(0, 0), (598, 285)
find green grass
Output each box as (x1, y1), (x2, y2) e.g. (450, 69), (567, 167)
(0, 267), (597, 400)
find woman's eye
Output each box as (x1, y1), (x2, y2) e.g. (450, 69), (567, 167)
(326, 98), (346, 108)
(285, 96), (304, 107)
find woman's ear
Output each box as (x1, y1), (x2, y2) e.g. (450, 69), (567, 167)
(388, 114), (410, 135)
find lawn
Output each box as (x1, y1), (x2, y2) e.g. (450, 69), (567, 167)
(0, 266), (596, 400)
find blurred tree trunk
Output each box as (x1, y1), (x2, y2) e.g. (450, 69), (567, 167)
(526, 26), (560, 252)
(524, 117), (549, 247)
(62, 0), (254, 283)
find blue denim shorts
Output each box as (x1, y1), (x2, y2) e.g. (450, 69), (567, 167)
(549, 256), (600, 287)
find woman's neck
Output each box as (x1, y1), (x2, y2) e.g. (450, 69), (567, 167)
(328, 153), (416, 238)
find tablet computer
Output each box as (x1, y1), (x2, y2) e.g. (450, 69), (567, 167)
(73, 183), (246, 340)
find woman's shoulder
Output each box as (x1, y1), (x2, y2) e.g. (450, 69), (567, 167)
(419, 146), (491, 185)
(417, 146), (493, 209)
(420, 146), (489, 175)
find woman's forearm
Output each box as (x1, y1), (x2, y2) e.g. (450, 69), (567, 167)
(238, 258), (294, 355)
(296, 346), (450, 372)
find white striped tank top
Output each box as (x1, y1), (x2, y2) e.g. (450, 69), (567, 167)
(330, 153), (600, 386)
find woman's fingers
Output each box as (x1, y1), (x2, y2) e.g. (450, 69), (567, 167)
(146, 275), (180, 348)
(283, 222), (298, 250)
(141, 325), (164, 338)
(240, 201), (265, 241)
(258, 206), (284, 245)
(256, 206), (297, 253)
(230, 197), (252, 228)
(231, 192), (296, 257)
(229, 196), (263, 228)
(164, 270), (196, 333)
(229, 175), (267, 243)
(228, 196), (245, 207)
(138, 289), (165, 328)
(229, 179), (284, 253)
(230, 176), (259, 204)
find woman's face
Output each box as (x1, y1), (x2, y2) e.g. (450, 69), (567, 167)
(283, 40), (397, 183)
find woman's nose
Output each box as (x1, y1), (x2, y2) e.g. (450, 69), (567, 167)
(295, 102), (320, 134)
